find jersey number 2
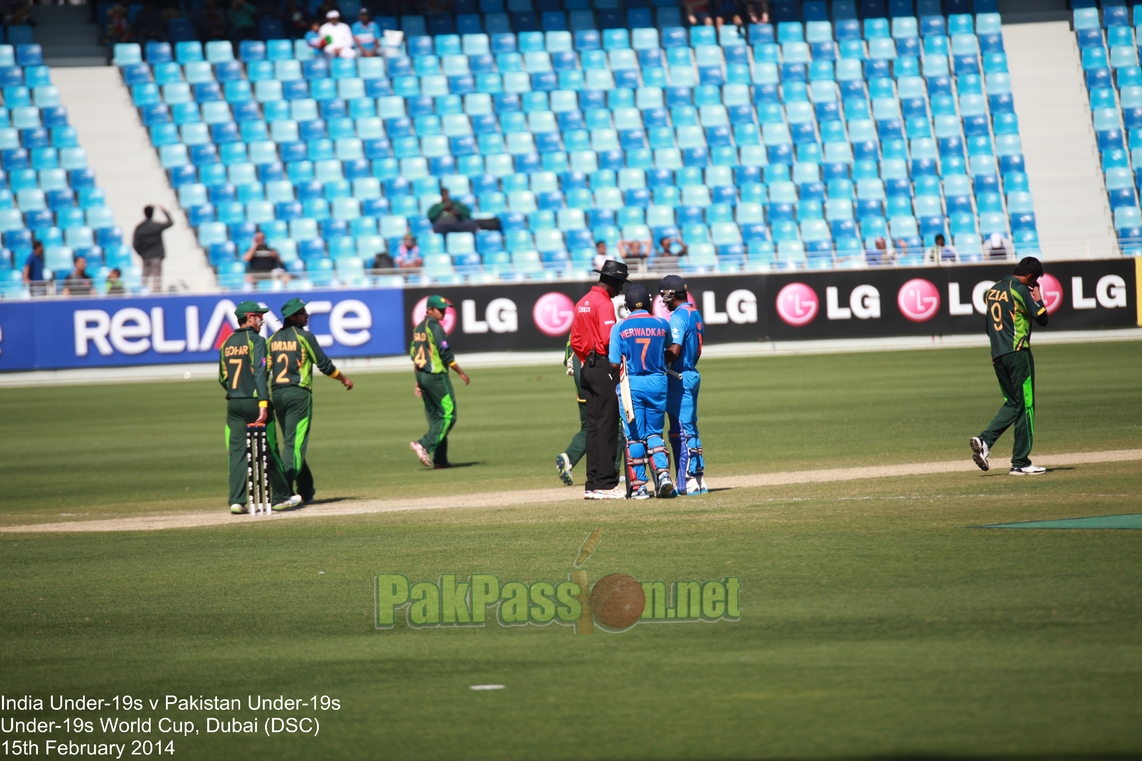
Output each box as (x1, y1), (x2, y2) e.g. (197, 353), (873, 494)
(275, 353), (290, 384)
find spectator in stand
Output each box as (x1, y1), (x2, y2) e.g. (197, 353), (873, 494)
(133, 205), (173, 292)
(318, 10), (357, 58)
(371, 249), (395, 270)
(227, 0), (258, 41)
(284, 0), (310, 38)
(652, 234), (687, 270)
(198, 0), (228, 40)
(618, 232), (652, 265)
(984, 232), (1014, 261)
(895, 237), (911, 260)
(925, 233), (958, 265)
(23, 240), (46, 296)
(866, 236), (893, 266)
(106, 268), (127, 295)
(352, 8), (381, 56)
(726, 0), (765, 24)
(102, 4), (133, 44)
(591, 240), (609, 271)
(683, 0), (711, 26)
(305, 20), (325, 51)
(243, 232), (286, 281)
(395, 233), (422, 268)
(62, 257), (94, 297)
(0, 0), (32, 27)
(426, 188), (502, 234)
(133, 3), (165, 41)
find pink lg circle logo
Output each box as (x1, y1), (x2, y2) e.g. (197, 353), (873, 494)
(411, 296), (457, 334)
(897, 279), (941, 322)
(1038, 273), (1063, 315)
(775, 283), (819, 326)
(652, 291), (696, 319)
(532, 292), (576, 337)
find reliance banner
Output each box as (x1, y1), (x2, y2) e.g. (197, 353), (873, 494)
(0, 288), (405, 372)
(401, 259), (1141, 351)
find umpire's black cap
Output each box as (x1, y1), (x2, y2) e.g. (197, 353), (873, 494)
(625, 284), (651, 312)
(592, 259), (629, 282)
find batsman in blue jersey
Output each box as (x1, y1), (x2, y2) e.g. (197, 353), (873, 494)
(608, 284), (676, 499)
(660, 275), (707, 495)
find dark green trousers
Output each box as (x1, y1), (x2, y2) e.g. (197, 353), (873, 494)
(416, 371), (456, 466)
(563, 355), (623, 471)
(226, 398), (290, 507)
(980, 350), (1036, 468)
(274, 385), (315, 501)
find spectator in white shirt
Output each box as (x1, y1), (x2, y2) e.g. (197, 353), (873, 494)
(318, 10), (357, 58)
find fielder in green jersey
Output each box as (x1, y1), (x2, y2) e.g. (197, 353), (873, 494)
(269, 297), (354, 503)
(409, 295), (470, 468)
(970, 257), (1050, 475)
(218, 301), (298, 513)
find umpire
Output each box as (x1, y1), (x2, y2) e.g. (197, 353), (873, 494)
(269, 297), (354, 503)
(569, 260), (628, 500)
(218, 300), (298, 513)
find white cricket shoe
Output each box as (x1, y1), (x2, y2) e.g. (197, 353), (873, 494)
(656, 473), (676, 498)
(629, 486), (651, 500)
(556, 453), (573, 486)
(970, 437), (990, 472)
(682, 477), (701, 496)
(410, 441), (432, 468)
(584, 485), (626, 500)
(230, 504), (248, 515)
(1009, 465), (1046, 476)
(273, 494), (303, 511)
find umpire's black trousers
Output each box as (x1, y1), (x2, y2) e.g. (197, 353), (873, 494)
(580, 352), (620, 491)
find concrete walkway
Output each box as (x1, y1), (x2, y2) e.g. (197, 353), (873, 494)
(1004, 21), (1118, 259)
(52, 66), (217, 293)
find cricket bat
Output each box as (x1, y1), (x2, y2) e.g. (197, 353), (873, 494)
(619, 358), (635, 424)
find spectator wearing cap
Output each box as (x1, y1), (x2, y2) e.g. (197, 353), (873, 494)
(984, 232), (1014, 261)
(569, 259), (629, 500)
(318, 9), (357, 57)
(352, 8), (381, 56)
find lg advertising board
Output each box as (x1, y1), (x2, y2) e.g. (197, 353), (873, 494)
(0, 262), (1137, 372)
(401, 260), (1140, 350)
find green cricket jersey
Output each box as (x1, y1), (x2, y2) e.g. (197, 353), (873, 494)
(218, 327), (269, 400)
(268, 323), (339, 391)
(410, 315), (455, 374)
(984, 275), (1049, 359)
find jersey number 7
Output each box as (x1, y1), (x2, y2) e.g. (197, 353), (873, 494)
(635, 338), (651, 370)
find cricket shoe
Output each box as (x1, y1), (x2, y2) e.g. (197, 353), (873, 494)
(656, 473), (676, 498)
(410, 441), (433, 468)
(230, 504), (248, 515)
(434, 462), (454, 469)
(629, 486), (651, 500)
(273, 495), (303, 511)
(682, 477), (708, 496)
(584, 485), (626, 500)
(556, 453), (574, 486)
(970, 437), (990, 472)
(1009, 464), (1047, 476)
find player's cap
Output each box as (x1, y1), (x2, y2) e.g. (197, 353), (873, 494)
(658, 274), (687, 294)
(280, 297), (308, 319)
(357, 6), (368, 13)
(235, 300), (269, 320)
(426, 294), (452, 311)
(326, 9), (340, 17)
(592, 259), (629, 282)
(625, 284), (651, 312)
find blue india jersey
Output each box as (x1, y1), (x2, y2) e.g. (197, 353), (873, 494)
(608, 310), (670, 376)
(668, 303), (704, 373)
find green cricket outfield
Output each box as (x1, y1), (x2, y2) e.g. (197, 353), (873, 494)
(0, 341), (1139, 760)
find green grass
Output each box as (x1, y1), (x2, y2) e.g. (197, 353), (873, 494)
(1, 342), (1141, 759)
